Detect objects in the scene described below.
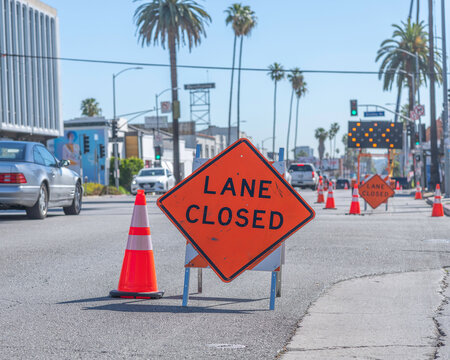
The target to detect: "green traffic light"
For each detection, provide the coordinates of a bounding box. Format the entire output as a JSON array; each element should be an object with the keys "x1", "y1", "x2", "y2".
[
  {"x1": 156, "y1": 155, "x2": 161, "y2": 160},
  {"x1": 351, "y1": 110, "x2": 357, "y2": 115}
]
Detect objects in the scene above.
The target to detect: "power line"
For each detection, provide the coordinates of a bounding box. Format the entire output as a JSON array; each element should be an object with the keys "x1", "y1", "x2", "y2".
[{"x1": 1, "y1": 51, "x2": 447, "y2": 75}]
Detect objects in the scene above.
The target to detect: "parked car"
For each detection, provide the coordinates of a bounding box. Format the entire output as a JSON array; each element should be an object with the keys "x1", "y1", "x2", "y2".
[
  {"x1": 288, "y1": 163, "x2": 318, "y2": 190},
  {"x1": 131, "y1": 167, "x2": 175, "y2": 194},
  {"x1": 336, "y1": 178, "x2": 351, "y2": 189},
  {"x1": 0, "y1": 141, "x2": 83, "y2": 219},
  {"x1": 391, "y1": 176, "x2": 411, "y2": 190}
]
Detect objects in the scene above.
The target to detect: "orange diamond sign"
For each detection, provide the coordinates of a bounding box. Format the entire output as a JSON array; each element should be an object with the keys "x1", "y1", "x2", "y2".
[
  {"x1": 359, "y1": 174, "x2": 395, "y2": 209},
  {"x1": 157, "y1": 139, "x2": 315, "y2": 282}
]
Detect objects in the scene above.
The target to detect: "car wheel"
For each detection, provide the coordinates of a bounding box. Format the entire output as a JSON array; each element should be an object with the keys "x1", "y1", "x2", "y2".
[
  {"x1": 63, "y1": 182, "x2": 82, "y2": 215},
  {"x1": 26, "y1": 183, "x2": 48, "y2": 219}
]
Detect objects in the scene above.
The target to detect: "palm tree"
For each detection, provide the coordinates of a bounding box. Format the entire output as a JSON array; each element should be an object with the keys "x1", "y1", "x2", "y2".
[
  {"x1": 329, "y1": 122, "x2": 340, "y2": 161},
  {"x1": 225, "y1": 4, "x2": 256, "y2": 143},
  {"x1": 286, "y1": 68, "x2": 302, "y2": 162},
  {"x1": 376, "y1": 20, "x2": 441, "y2": 120},
  {"x1": 134, "y1": 0, "x2": 211, "y2": 184},
  {"x1": 293, "y1": 76, "x2": 307, "y2": 161},
  {"x1": 267, "y1": 62, "x2": 285, "y2": 159},
  {"x1": 314, "y1": 127, "x2": 328, "y2": 170},
  {"x1": 80, "y1": 98, "x2": 102, "y2": 117}
]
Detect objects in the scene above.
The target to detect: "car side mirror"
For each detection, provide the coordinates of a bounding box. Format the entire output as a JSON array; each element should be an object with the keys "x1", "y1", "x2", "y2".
[
  {"x1": 288, "y1": 169, "x2": 293, "y2": 173},
  {"x1": 59, "y1": 159, "x2": 70, "y2": 167}
]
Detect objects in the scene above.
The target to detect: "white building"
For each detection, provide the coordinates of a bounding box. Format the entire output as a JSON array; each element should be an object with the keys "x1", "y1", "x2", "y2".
[{"x1": 0, "y1": 0, "x2": 62, "y2": 141}]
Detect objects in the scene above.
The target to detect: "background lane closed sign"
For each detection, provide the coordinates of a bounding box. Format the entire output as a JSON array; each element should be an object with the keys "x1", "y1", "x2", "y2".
[{"x1": 157, "y1": 139, "x2": 315, "y2": 282}]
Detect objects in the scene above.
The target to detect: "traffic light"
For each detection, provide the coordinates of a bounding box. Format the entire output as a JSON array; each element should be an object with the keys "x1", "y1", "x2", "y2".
[
  {"x1": 350, "y1": 99, "x2": 358, "y2": 116},
  {"x1": 420, "y1": 123, "x2": 426, "y2": 142},
  {"x1": 83, "y1": 134, "x2": 90, "y2": 154},
  {"x1": 407, "y1": 122, "x2": 413, "y2": 136},
  {"x1": 99, "y1": 144, "x2": 105, "y2": 158},
  {"x1": 154, "y1": 146, "x2": 162, "y2": 160},
  {"x1": 415, "y1": 132, "x2": 419, "y2": 146},
  {"x1": 112, "y1": 120, "x2": 118, "y2": 139}
]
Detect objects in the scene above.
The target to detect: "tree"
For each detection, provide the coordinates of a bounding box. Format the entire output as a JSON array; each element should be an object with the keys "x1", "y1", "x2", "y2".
[
  {"x1": 329, "y1": 122, "x2": 340, "y2": 161},
  {"x1": 286, "y1": 68, "x2": 302, "y2": 162},
  {"x1": 342, "y1": 134, "x2": 358, "y2": 176},
  {"x1": 376, "y1": 20, "x2": 441, "y2": 123},
  {"x1": 80, "y1": 98, "x2": 102, "y2": 117},
  {"x1": 225, "y1": 4, "x2": 256, "y2": 143},
  {"x1": 314, "y1": 127, "x2": 328, "y2": 169},
  {"x1": 293, "y1": 76, "x2": 307, "y2": 161},
  {"x1": 134, "y1": 0, "x2": 211, "y2": 184},
  {"x1": 267, "y1": 62, "x2": 285, "y2": 159}
]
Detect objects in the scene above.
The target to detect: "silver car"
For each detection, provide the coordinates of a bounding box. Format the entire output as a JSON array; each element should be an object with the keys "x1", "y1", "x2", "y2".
[
  {"x1": 0, "y1": 141, "x2": 82, "y2": 219},
  {"x1": 131, "y1": 167, "x2": 175, "y2": 194},
  {"x1": 288, "y1": 163, "x2": 319, "y2": 190}
]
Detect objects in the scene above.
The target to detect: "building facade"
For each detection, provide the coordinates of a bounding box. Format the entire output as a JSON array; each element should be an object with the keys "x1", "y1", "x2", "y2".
[{"x1": 0, "y1": 0, "x2": 61, "y2": 141}]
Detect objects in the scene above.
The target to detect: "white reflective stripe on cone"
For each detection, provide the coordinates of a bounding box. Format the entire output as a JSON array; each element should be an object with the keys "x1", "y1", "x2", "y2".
[
  {"x1": 130, "y1": 205, "x2": 149, "y2": 228},
  {"x1": 126, "y1": 234, "x2": 153, "y2": 251}
]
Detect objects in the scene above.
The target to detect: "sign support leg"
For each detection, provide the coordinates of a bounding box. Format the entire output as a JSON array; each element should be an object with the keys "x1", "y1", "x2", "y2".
[
  {"x1": 269, "y1": 271, "x2": 277, "y2": 310},
  {"x1": 197, "y1": 269, "x2": 203, "y2": 293},
  {"x1": 182, "y1": 268, "x2": 191, "y2": 307},
  {"x1": 274, "y1": 148, "x2": 285, "y2": 298}
]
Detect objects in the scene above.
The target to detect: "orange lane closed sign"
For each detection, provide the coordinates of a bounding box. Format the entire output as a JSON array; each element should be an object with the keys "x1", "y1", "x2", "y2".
[
  {"x1": 359, "y1": 174, "x2": 395, "y2": 209},
  {"x1": 157, "y1": 139, "x2": 315, "y2": 282}
]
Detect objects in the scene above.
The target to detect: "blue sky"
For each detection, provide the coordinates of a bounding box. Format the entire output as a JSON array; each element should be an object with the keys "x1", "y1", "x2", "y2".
[{"x1": 44, "y1": 0, "x2": 448, "y2": 156}]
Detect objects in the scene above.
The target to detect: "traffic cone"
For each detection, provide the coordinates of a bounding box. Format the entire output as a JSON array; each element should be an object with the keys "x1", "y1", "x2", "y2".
[
  {"x1": 431, "y1": 184, "x2": 444, "y2": 217},
  {"x1": 344, "y1": 182, "x2": 349, "y2": 190},
  {"x1": 316, "y1": 181, "x2": 324, "y2": 203},
  {"x1": 415, "y1": 182, "x2": 423, "y2": 200},
  {"x1": 324, "y1": 182, "x2": 336, "y2": 209},
  {"x1": 396, "y1": 181, "x2": 400, "y2": 190},
  {"x1": 348, "y1": 185, "x2": 361, "y2": 215},
  {"x1": 110, "y1": 190, "x2": 164, "y2": 299}
]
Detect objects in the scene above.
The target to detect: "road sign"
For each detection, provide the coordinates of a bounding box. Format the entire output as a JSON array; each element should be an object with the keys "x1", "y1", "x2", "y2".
[
  {"x1": 359, "y1": 174, "x2": 395, "y2": 209},
  {"x1": 348, "y1": 121, "x2": 403, "y2": 149},
  {"x1": 157, "y1": 138, "x2": 315, "y2": 282},
  {"x1": 364, "y1": 111, "x2": 385, "y2": 117},
  {"x1": 414, "y1": 104, "x2": 425, "y2": 117},
  {"x1": 410, "y1": 110, "x2": 419, "y2": 121},
  {"x1": 160, "y1": 101, "x2": 171, "y2": 113}
]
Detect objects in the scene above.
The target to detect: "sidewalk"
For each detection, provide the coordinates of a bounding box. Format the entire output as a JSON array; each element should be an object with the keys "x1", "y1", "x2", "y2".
[{"x1": 280, "y1": 270, "x2": 445, "y2": 360}]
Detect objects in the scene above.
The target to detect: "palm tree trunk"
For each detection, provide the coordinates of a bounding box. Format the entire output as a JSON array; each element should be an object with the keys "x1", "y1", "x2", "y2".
[
  {"x1": 236, "y1": 36, "x2": 243, "y2": 141},
  {"x1": 293, "y1": 96, "x2": 300, "y2": 160},
  {"x1": 394, "y1": 85, "x2": 402, "y2": 123},
  {"x1": 286, "y1": 88, "x2": 294, "y2": 162},
  {"x1": 227, "y1": 35, "x2": 237, "y2": 146},
  {"x1": 168, "y1": 33, "x2": 180, "y2": 184},
  {"x1": 272, "y1": 81, "x2": 277, "y2": 159},
  {"x1": 407, "y1": 76, "x2": 415, "y2": 149}
]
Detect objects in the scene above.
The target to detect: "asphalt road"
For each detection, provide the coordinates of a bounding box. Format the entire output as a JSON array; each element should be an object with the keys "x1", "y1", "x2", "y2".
[{"x1": 1, "y1": 189, "x2": 449, "y2": 359}]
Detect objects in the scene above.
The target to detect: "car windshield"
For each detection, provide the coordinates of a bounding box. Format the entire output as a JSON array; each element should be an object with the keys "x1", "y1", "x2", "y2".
[
  {"x1": 0, "y1": 143, "x2": 26, "y2": 161},
  {"x1": 139, "y1": 169, "x2": 165, "y2": 176},
  {"x1": 289, "y1": 164, "x2": 313, "y2": 172}
]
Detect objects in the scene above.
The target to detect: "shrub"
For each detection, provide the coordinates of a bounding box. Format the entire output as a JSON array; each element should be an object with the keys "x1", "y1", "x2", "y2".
[
  {"x1": 84, "y1": 183, "x2": 103, "y2": 196},
  {"x1": 100, "y1": 185, "x2": 129, "y2": 195},
  {"x1": 110, "y1": 157, "x2": 144, "y2": 190}
]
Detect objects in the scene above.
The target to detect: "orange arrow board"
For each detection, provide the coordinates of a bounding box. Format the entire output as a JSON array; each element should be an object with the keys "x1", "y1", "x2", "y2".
[
  {"x1": 157, "y1": 139, "x2": 315, "y2": 282},
  {"x1": 359, "y1": 174, "x2": 395, "y2": 209}
]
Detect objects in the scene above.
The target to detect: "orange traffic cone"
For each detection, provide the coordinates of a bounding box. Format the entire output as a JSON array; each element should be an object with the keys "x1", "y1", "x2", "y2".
[
  {"x1": 415, "y1": 182, "x2": 423, "y2": 200},
  {"x1": 324, "y1": 182, "x2": 336, "y2": 209},
  {"x1": 316, "y1": 181, "x2": 325, "y2": 203},
  {"x1": 110, "y1": 190, "x2": 164, "y2": 299},
  {"x1": 431, "y1": 184, "x2": 444, "y2": 217},
  {"x1": 396, "y1": 181, "x2": 400, "y2": 190},
  {"x1": 348, "y1": 185, "x2": 361, "y2": 215},
  {"x1": 344, "y1": 182, "x2": 349, "y2": 190}
]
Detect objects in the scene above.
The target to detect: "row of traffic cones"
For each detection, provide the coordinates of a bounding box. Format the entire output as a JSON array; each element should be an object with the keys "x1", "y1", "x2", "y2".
[{"x1": 316, "y1": 179, "x2": 444, "y2": 217}]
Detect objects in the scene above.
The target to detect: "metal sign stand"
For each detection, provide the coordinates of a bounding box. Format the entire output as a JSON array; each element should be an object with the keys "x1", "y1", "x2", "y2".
[{"x1": 181, "y1": 146, "x2": 287, "y2": 310}]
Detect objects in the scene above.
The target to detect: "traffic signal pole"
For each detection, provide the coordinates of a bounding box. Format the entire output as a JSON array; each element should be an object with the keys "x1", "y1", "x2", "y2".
[{"x1": 112, "y1": 73, "x2": 119, "y2": 190}]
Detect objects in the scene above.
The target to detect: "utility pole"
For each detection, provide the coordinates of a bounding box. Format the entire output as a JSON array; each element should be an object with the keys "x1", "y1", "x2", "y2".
[
  {"x1": 428, "y1": 0, "x2": 440, "y2": 190},
  {"x1": 441, "y1": 0, "x2": 450, "y2": 197}
]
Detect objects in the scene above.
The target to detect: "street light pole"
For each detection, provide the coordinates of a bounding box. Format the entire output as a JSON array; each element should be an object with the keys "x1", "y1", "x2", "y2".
[
  {"x1": 441, "y1": 0, "x2": 450, "y2": 197},
  {"x1": 112, "y1": 67, "x2": 142, "y2": 189}
]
